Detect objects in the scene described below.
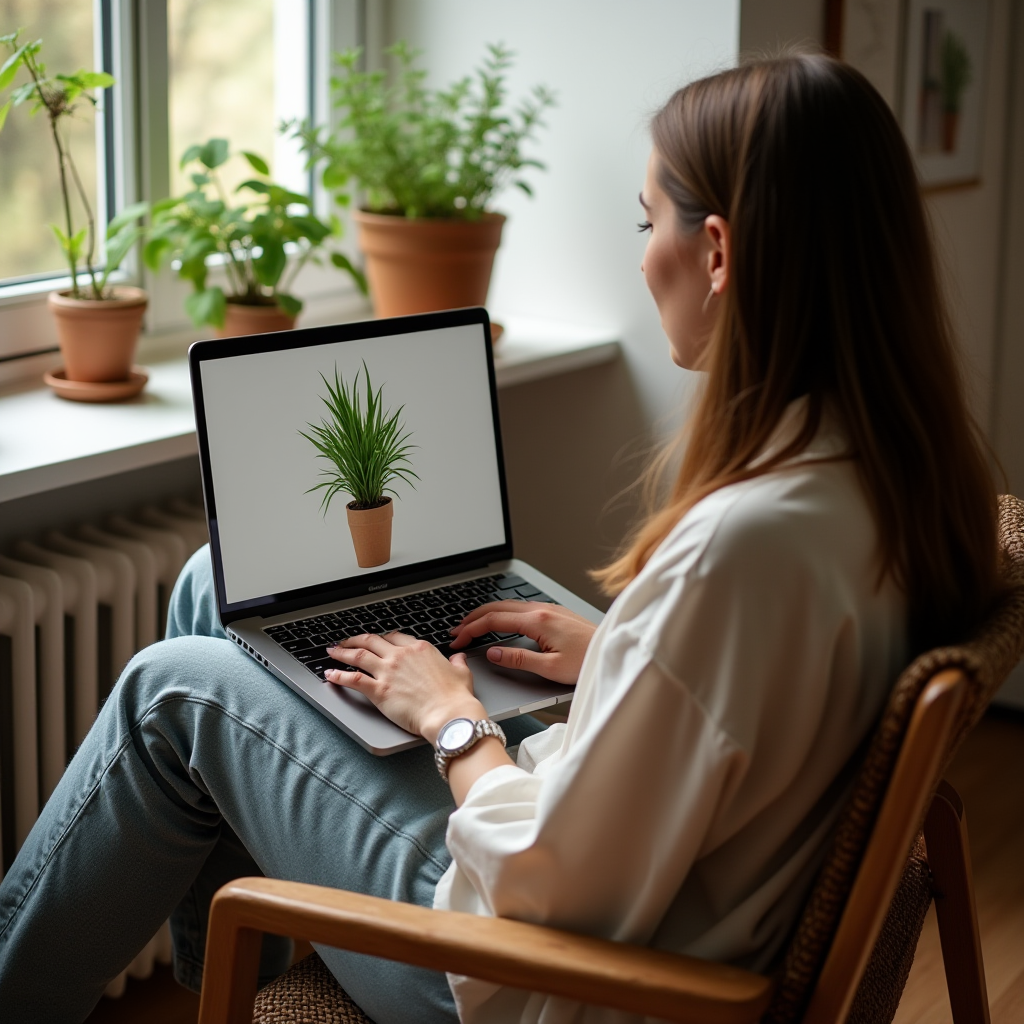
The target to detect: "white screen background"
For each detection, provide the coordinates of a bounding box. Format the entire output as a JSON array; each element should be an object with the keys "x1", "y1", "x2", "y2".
[{"x1": 200, "y1": 324, "x2": 506, "y2": 604}]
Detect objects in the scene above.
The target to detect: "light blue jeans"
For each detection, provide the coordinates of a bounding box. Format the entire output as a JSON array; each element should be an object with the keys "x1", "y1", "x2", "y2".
[{"x1": 0, "y1": 546, "x2": 544, "y2": 1023}]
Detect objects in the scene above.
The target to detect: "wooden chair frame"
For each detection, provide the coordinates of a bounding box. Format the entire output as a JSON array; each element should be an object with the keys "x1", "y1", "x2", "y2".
[{"x1": 197, "y1": 668, "x2": 989, "y2": 1024}]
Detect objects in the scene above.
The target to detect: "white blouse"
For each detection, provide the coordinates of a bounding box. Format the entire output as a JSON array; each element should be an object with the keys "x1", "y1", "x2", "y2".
[{"x1": 433, "y1": 406, "x2": 908, "y2": 1024}]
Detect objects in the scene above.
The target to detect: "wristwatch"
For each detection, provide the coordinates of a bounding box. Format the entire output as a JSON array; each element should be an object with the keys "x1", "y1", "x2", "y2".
[{"x1": 434, "y1": 717, "x2": 506, "y2": 781}]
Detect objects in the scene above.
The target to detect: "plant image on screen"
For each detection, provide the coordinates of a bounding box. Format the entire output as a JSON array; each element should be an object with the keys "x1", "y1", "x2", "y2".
[{"x1": 300, "y1": 362, "x2": 418, "y2": 568}]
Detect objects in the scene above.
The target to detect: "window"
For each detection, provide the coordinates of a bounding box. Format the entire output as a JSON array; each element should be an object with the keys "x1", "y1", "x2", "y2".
[
  {"x1": 169, "y1": 0, "x2": 279, "y2": 196},
  {"x1": 0, "y1": 0, "x2": 368, "y2": 369},
  {"x1": 0, "y1": 0, "x2": 101, "y2": 284}
]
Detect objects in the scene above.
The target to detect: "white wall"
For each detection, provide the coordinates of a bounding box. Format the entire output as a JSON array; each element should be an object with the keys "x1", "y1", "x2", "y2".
[
  {"x1": 739, "y1": 0, "x2": 822, "y2": 54},
  {"x1": 388, "y1": 0, "x2": 740, "y2": 427},
  {"x1": 741, "y1": 0, "x2": 1024, "y2": 710},
  {"x1": 383, "y1": 1, "x2": 739, "y2": 607},
  {"x1": 925, "y1": 0, "x2": 1016, "y2": 433},
  {"x1": 993, "y1": 2, "x2": 1024, "y2": 497},
  {"x1": 741, "y1": 0, "x2": 1017, "y2": 435}
]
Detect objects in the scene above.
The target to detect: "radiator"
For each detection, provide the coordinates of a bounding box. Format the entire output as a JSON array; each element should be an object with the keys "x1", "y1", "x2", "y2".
[{"x1": 0, "y1": 498, "x2": 209, "y2": 998}]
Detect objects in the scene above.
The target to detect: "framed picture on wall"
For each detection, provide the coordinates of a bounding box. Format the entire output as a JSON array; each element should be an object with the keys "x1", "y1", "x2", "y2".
[
  {"x1": 826, "y1": 0, "x2": 991, "y2": 189},
  {"x1": 827, "y1": 0, "x2": 905, "y2": 107},
  {"x1": 900, "y1": 0, "x2": 990, "y2": 187}
]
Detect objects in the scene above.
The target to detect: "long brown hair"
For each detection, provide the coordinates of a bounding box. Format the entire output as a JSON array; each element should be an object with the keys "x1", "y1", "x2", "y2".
[{"x1": 595, "y1": 54, "x2": 999, "y2": 653}]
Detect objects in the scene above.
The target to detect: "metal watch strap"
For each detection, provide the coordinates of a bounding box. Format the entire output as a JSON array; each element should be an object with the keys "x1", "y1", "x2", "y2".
[{"x1": 435, "y1": 719, "x2": 507, "y2": 782}]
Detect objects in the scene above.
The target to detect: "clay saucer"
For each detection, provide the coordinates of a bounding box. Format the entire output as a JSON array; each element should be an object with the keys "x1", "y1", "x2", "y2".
[{"x1": 44, "y1": 367, "x2": 149, "y2": 403}]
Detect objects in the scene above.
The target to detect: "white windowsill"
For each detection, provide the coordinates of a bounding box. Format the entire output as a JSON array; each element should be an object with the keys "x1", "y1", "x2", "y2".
[{"x1": 0, "y1": 319, "x2": 620, "y2": 503}]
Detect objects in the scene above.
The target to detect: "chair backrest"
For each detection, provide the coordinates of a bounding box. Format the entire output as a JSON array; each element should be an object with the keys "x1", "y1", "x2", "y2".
[{"x1": 764, "y1": 494, "x2": 1024, "y2": 1024}]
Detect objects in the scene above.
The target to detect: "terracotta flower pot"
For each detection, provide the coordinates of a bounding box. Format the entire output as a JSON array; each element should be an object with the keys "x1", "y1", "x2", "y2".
[
  {"x1": 48, "y1": 285, "x2": 148, "y2": 383},
  {"x1": 353, "y1": 210, "x2": 505, "y2": 318},
  {"x1": 942, "y1": 111, "x2": 961, "y2": 153},
  {"x1": 346, "y1": 497, "x2": 394, "y2": 568},
  {"x1": 216, "y1": 300, "x2": 297, "y2": 339}
]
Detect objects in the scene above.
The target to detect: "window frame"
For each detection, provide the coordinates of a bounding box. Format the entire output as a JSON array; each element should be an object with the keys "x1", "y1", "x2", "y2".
[{"x1": 0, "y1": 0, "x2": 369, "y2": 381}]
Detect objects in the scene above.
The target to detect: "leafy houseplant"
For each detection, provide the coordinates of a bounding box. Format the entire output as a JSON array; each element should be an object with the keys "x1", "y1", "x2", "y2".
[
  {"x1": 0, "y1": 30, "x2": 150, "y2": 390},
  {"x1": 144, "y1": 139, "x2": 367, "y2": 337},
  {"x1": 940, "y1": 31, "x2": 972, "y2": 153},
  {"x1": 301, "y1": 363, "x2": 418, "y2": 568},
  {"x1": 292, "y1": 42, "x2": 554, "y2": 320}
]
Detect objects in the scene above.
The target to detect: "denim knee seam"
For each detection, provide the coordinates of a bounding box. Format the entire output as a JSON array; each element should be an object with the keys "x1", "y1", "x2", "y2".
[
  {"x1": 132, "y1": 694, "x2": 450, "y2": 874},
  {"x1": 0, "y1": 735, "x2": 134, "y2": 944}
]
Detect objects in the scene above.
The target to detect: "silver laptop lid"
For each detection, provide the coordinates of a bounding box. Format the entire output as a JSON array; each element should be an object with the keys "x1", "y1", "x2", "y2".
[{"x1": 189, "y1": 308, "x2": 513, "y2": 625}]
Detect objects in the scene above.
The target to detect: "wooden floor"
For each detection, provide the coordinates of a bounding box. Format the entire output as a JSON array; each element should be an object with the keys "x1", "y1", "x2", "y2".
[
  {"x1": 85, "y1": 712, "x2": 1024, "y2": 1024},
  {"x1": 894, "y1": 710, "x2": 1024, "y2": 1024}
]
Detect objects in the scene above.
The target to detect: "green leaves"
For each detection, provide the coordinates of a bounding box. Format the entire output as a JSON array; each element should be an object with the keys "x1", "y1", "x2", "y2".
[
  {"x1": 0, "y1": 40, "x2": 31, "y2": 91},
  {"x1": 102, "y1": 200, "x2": 150, "y2": 281},
  {"x1": 275, "y1": 292, "x2": 302, "y2": 317},
  {"x1": 242, "y1": 151, "x2": 270, "y2": 174},
  {"x1": 252, "y1": 236, "x2": 286, "y2": 287},
  {"x1": 301, "y1": 362, "x2": 418, "y2": 512},
  {"x1": 180, "y1": 137, "x2": 229, "y2": 170},
  {"x1": 8, "y1": 80, "x2": 34, "y2": 106},
  {"x1": 50, "y1": 223, "x2": 86, "y2": 262},
  {"x1": 55, "y1": 70, "x2": 113, "y2": 105},
  {"x1": 331, "y1": 252, "x2": 367, "y2": 295},
  {"x1": 142, "y1": 235, "x2": 173, "y2": 272},
  {"x1": 290, "y1": 40, "x2": 554, "y2": 219},
  {"x1": 185, "y1": 286, "x2": 226, "y2": 328},
  {"x1": 0, "y1": 37, "x2": 41, "y2": 137},
  {"x1": 149, "y1": 138, "x2": 364, "y2": 311},
  {"x1": 75, "y1": 70, "x2": 114, "y2": 89},
  {"x1": 106, "y1": 200, "x2": 149, "y2": 236}
]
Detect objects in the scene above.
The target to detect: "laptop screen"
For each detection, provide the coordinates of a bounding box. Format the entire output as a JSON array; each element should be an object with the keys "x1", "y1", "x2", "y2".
[{"x1": 193, "y1": 315, "x2": 509, "y2": 613}]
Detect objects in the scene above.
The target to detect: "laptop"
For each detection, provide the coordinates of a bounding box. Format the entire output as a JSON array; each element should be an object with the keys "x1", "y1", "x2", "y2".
[{"x1": 189, "y1": 306, "x2": 604, "y2": 754}]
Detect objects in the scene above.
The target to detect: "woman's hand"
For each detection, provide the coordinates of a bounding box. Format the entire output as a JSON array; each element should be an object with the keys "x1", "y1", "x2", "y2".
[
  {"x1": 325, "y1": 634, "x2": 484, "y2": 746},
  {"x1": 449, "y1": 601, "x2": 597, "y2": 684}
]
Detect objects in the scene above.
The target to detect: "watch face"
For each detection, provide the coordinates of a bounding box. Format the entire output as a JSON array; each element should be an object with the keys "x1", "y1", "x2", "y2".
[{"x1": 439, "y1": 718, "x2": 475, "y2": 753}]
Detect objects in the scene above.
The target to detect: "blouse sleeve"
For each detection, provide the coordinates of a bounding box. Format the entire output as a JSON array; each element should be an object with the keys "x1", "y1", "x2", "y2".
[
  {"x1": 443, "y1": 646, "x2": 747, "y2": 939},
  {"x1": 441, "y1": 483, "x2": 862, "y2": 944}
]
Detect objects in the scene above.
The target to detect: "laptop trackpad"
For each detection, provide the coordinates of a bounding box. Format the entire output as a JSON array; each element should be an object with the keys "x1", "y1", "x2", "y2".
[{"x1": 468, "y1": 636, "x2": 575, "y2": 716}]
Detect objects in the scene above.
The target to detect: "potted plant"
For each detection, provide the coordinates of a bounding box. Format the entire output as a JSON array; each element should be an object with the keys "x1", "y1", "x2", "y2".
[
  {"x1": 0, "y1": 31, "x2": 150, "y2": 394},
  {"x1": 940, "y1": 31, "x2": 972, "y2": 153},
  {"x1": 300, "y1": 363, "x2": 418, "y2": 568},
  {"x1": 143, "y1": 138, "x2": 367, "y2": 338},
  {"x1": 291, "y1": 42, "x2": 554, "y2": 325}
]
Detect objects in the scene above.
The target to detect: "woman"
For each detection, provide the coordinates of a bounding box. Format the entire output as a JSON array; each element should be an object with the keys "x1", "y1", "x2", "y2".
[{"x1": 0, "y1": 54, "x2": 998, "y2": 1024}]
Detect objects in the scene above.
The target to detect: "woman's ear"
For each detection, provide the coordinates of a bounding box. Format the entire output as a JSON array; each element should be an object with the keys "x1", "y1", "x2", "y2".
[{"x1": 704, "y1": 215, "x2": 730, "y2": 296}]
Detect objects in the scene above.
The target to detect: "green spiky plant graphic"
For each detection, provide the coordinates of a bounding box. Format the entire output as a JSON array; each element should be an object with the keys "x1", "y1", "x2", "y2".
[{"x1": 300, "y1": 362, "x2": 418, "y2": 512}]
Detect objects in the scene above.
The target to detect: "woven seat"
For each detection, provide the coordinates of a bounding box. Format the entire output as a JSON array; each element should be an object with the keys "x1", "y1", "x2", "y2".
[
  {"x1": 240, "y1": 497, "x2": 1024, "y2": 1024},
  {"x1": 253, "y1": 953, "x2": 370, "y2": 1024}
]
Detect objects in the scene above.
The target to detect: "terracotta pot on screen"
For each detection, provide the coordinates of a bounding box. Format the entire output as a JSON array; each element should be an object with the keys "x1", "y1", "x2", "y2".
[
  {"x1": 353, "y1": 210, "x2": 505, "y2": 319},
  {"x1": 48, "y1": 285, "x2": 148, "y2": 382},
  {"x1": 217, "y1": 300, "x2": 296, "y2": 338},
  {"x1": 346, "y1": 497, "x2": 393, "y2": 568}
]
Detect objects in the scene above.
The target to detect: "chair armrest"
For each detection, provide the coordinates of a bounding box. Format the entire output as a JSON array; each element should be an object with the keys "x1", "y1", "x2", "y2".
[{"x1": 198, "y1": 877, "x2": 773, "y2": 1024}]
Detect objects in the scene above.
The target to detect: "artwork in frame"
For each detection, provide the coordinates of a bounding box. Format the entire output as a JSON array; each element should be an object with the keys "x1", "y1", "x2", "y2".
[
  {"x1": 826, "y1": 0, "x2": 990, "y2": 189},
  {"x1": 828, "y1": 0, "x2": 905, "y2": 107},
  {"x1": 900, "y1": 0, "x2": 990, "y2": 187}
]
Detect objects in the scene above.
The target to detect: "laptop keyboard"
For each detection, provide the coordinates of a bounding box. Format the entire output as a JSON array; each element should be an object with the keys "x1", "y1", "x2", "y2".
[{"x1": 262, "y1": 573, "x2": 556, "y2": 680}]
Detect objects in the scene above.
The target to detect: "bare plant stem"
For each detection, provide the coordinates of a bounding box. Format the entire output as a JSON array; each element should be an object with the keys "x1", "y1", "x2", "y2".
[
  {"x1": 210, "y1": 168, "x2": 251, "y2": 297},
  {"x1": 281, "y1": 246, "x2": 310, "y2": 294},
  {"x1": 24, "y1": 56, "x2": 80, "y2": 296},
  {"x1": 66, "y1": 144, "x2": 101, "y2": 298}
]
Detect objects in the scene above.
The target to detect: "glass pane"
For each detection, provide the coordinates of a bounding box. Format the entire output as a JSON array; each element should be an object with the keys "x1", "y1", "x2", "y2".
[
  {"x1": 0, "y1": 0, "x2": 99, "y2": 282},
  {"x1": 168, "y1": 0, "x2": 277, "y2": 197}
]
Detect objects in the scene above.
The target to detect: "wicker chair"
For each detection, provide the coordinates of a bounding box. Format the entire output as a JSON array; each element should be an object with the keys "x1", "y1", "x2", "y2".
[{"x1": 196, "y1": 495, "x2": 1024, "y2": 1024}]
